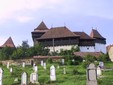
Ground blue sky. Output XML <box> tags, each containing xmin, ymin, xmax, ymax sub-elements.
<box><xmin>0</xmin><ymin>0</ymin><xmax>113</xmax><ymax>46</ymax></box>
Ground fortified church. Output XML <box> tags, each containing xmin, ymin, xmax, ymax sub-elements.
<box><xmin>31</xmin><ymin>21</ymin><xmax>106</xmax><ymax>54</ymax></box>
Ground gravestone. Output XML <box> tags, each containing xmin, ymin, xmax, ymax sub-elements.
<box><xmin>0</xmin><ymin>68</ymin><xmax>3</xmax><ymax>85</ymax></box>
<box><xmin>97</xmin><ymin>66</ymin><xmax>102</xmax><ymax>76</ymax></box>
<box><xmin>63</xmin><ymin>68</ymin><xmax>66</xmax><ymax>74</ymax></box>
<box><xmin>43</xmin><ymin>63</ymin><xmax>46</xmax><ymax>70</ymax></box>
<box><xmin>99</xmin><ymin>62</ymin><xmax>104</xmax><ymax>68</ymax></box>
<box><xmin>41</xmin><ymin>60</ymin><xmax>43</xmax><ymax>66</ymax></box>
<box><xmin>61</xmin><ymin>59</ymin><xmax>65</xmax><ymax>65</ymax></box>
<box><xmin>30</xmin><ymin>72</ymin><xmax>38</xmax><ymax>84</ymax></box>
<box><xmin>34</xmin><ymin>66</ymin><xmax>38</xmax><ymax>73</ymax></box>
<box><xmin>50</xmin><ymin>65</ymin><xmax>56</xmax><ymax>81</ymax></box>
<box><xmin>22</xmin><ymin>62</ymin><xmax>25</xmax><ymax>68</ymax></box>
<box><xmin>10</xmin><ymin>67</ymin><xmax>13</xmax><ymax>73</ymax></box>
<box><xmin>87</xmin><ymin>63</ymin><xmax>97</xmax><ymax>85</ymax></box>
<box><xmin>72</xmin><ymin>59</ymin><xmax>75</xmax><ymax>62</ymax></box>
<box><xmin>21</xmin><ymin>72</ymin><xmax>28</xmax><ymax>85</ymax></box>
<box><xmin>83</xmin><ymin>60</ymin><xmax>86</xmax><ymax>62</ymax></box>
<box><xmin>7</xmin><ymin>62</ymin><xmax>10</xmax><ymax>69</ymax></box>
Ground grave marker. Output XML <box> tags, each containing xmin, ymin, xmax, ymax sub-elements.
<box><xmin>61</xmin><ymin>59</ymin><xmax>64</xmax><ymax>65</ymax></box>
<box><xmin>10</xmin><ymin>67</ymin><xmax>13</xmax><ymax>73</ymax></box>
<box><xmin>63</xmin><ymin>68</ymin><xmax>66</xmax><ymax>74</ymax></box>
<box><xmin>21</xmin><ymin>72</ymin><xmax>28</xmax><ymax>85</ymax></box>
<box><xmin>99</xmin><ymin>62</ymin><xmax>104</xmax><ymax>68</ymax></box>
<box><xmin>87</xmin><ymin>63</ymin><xmax>97</xmax><ymax>85</ymax></box>
<box><xmin>43</xmin><ymin>63</ymin><xmax>46</xmax><ymax>70</ymax></box>
<box><xmin>30</xmin><ymin>72</ymin><xmax>38</xmax><ymax>84</ymax></box>
<box><xmin>50</xmin><ymin>65</ymin><xmax>56</xmax><ymax>81</ymax></box>
<box><xmin>0</xmin><ymin>68</ymin><xmax>3</xmax><ymax>85</ymax></box>
<box><xmin>97</xmin><ymin>66</ymin><xmax>102</xmax><ymax>76</ymax></box>
<box><xmin>41</xmin><ymin>60</ymin><xmax>43</xmax><ymax>66</ymax></box>
<box><xmin>22</xmin><ymin>62</ymin><xmax>25</xmax><ymax>68</ymax></box>
<box><xmin>7</xmin><ymin>62</ymin><xmax>10</xmax><ymax>69</ymax></box>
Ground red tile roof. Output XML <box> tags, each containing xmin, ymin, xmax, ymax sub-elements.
<box><xmin>90</xmin><ymin>29</ymin><xmax>105</xmax><ymax>39</ymax></box>
<box><xmin>74</xmin><ymin>52</ymin><xmax>103</xmax><ymax>58</ymax></box>
<box><xmin>74</xmin><ymin>32</ymin><xmax>94</xmax><ymax>40</ymax></box>
<box><xmin>37</xmin><ymin>26</ymin><xmax>80</xmax><ymax>39</ymax></box>
<box><xmin>1</xmin><ymin>37</ymin><xmax>15</xmax><ymax>48</ymax></box>
<box><xmin>33</xmin><ymin>56</ymin><xmax>63</xmax><ymax>59</ymax></box>
<box><xmin>34</xmin><ymin>21</ymin><xmax>48</xmax><ymax>30</ymax></box>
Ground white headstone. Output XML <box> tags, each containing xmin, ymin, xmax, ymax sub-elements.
<box><xmin>97</xmin><ymin>66</ymin><xmax>102</xmax><ymax>76</ymax></box>
<box><xmin>50</xmin><ymin>65</ymin><xmax>56</xmax><ymax>81</ymax></box>
<box><xmin>7</xmin><ymin>62</ymin><xmax>10</xmax><ymax>69</ymax></box>
<box><xmin>83</xmin><ymin>60</ymin><xmax>86</xmax><ymax>62</ymax></box>
<box><xmin>0</xmin><ymin>68</ymin><xmax>3</xmax><ymax>85</ymax></box>
<box><xmin>14</xmin><ymin>78</ymin><xmax>18</xmax><ymax>82</ymax></box>
<box><xmin>41</xmin><ymin>60</ymin><xmax>43</xmax><ymax>66</ymax></box>
<box><xmin>72</xmin><ymin>59</ymin><xmax>75</xmax><ymax>62</ymax></box>
<box><xmin>99</xmin><ymin>62</ymin><xmax>104</xmax><ymax>68</ymax></box>
<box><xmin>22</xmin><ymin>62</ymin><xmax>25</xmax><ymax>68</ymax></box>
<box><xmin>34</xmin><ymin>66</ymin><xmax>38</xmax><ymax>73</ymax></box>
<box><xmin>63</xmin><ymin>68</ymin><xmax>66</xmax><ymax>74</ymax></box>
<box><xmin>30</xmin><ymin>72</ymin><xmax>38</xmax><ymax>84</ymax></box>
<box><xmin>10</xmin><ymin>67</ymin><xmax>13</xmax><ymax>73</ymax></box>
<box><xmin>61</xmin><ymin>59</ymin><xmax>64</xmax><ymax>65</ymax></box>
<box><xmin>21</xmin><ymin>72</ymin><xmax>27</xmax><ymax>85</ymax></box>
<box><xmin>43</xmin><ymin>63</ymin><xmax>46</xmax><ymax>70</ymax></box>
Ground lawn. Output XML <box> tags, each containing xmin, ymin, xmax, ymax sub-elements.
<box><xmin>1</xmin><ymin>61</ymin><xmax>113</xmax><ymax>85</ymax></box>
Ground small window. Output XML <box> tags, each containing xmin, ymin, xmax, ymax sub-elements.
<box><xmin>87</xmin><ymin>48</ymin><xmax>89</xmax><ymax>50</ymax></box>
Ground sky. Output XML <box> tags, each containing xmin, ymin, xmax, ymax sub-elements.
<box><xmin>0</xmin><ymin>0</ymin><xmax>113</xmax><ymax>46</ymax></box>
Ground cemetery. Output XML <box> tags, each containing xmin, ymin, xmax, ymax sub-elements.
<box><xmin>0</xmin><ymin>59</ymin><xmax>113</xmax><ymax>85</ymax></box>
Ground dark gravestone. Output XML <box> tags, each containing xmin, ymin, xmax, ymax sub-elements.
<box><xmin>87</xmin><ymin>63</ymin><xmax>98</xmax><ymax>85</ymax></box>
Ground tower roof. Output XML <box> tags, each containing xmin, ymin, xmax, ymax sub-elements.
<box><xmin>34</xmin><ymin>21</ymin><xmax>48</xmax><ymax>30</ymax></box>
<box><xmin>37</xmin><ymin>26</ymin><xmax>79</xmax><ymax>40</ymax></box>
<box><xmin>1</xmin><ymin>37</ymin><xmax>15</xmax><ymax>48</ymax></box>
<box><xmin>74</xmin><ymin>32</ymin><xmax>94</xmax><ymax>40</ymax></box>
<box><xmin>90</xmin><ymin>29</ymin><xmax>106</xmax><ymax>40</ymax></box>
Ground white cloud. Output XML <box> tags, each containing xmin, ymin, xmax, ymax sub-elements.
<box><xmin>16</xmin><ymin>16</ymin><xmax>33</xmax><ymax>23</ymax></box>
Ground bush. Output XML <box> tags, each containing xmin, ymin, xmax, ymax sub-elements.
<box><xmin>72</xmin><ymin>69</ymin><xmax>79</xmax><ymax>75</ymax></box>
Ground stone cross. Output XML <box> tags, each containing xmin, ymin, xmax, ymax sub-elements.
<box><xmin>21</xmin><ymin>72</ymin><xmax>28</xmax><ymax>85</ymax></box>
<box><xmin>30</xmin><ymin>72</ymin><xmax>38</xmax><ymax>84</ymax></box>
<box><xmin>22</xmin><ymin>62</ymin><xmax>25</xmax><ymax>68</ymax></box>
<box><xmin>86</xmin><ymin>63</ymin><xmax>97</xmax><ymax>85</ymax></box>
<box><xmin>50</xmin><ymin>65</ymin><xmax>56</xmax><ymax>81</ymax></box>
<box><xmin>41</xmin><ymin>60</ymin><xmax>43</xmax><ymax>66</ymax></box>
<box><xmin>0</xmin><ymin>68</ymin><xmax>3</xmax><ymax>85</ymax></box>
<box><xmin>97</xmin><ymin>66</ymin><xmax>102</xmax><ymax>76</ymax></box>
<box><xmin>7</xmin><ymin>62</ymin><xmax>10</xmax><ymax>69</ymax></box>
<box><xmin>43</xmin><ymin>63</ymin><xmax>46</xmax><ymax>70</ymax></box>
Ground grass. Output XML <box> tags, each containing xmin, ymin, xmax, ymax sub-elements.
<box><xmin>0</xmin><ymin>61</ymin><xmax>113</xmax><ymax>85</ymax></box>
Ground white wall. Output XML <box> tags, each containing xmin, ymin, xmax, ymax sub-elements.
<box><xmin>95</xmin><ymin>43</ymin><xmax>106</xmax><ymax>54</ymax></box>
<box><xmin>80</xmin><ymin>46</ymin><xmax>95</xmax><ymax>52</ymax></box>
<box><xmin>46</xmin><ymin>45</ymin><xmax>78</xmax><ymax>53</ymax></box>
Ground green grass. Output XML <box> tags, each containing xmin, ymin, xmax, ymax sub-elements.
<box><xmin>0</xmin><ymin>61</ymin><xmax>113</xmax><ymax>85</ymax></box>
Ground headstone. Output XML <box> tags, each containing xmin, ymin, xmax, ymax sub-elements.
<box><xmin>50</xmin><ymin>65</ymin><xmax>56</xmax><ymax>81</ymax></box>
<box><xmin>30</xmin><ymin>72</ymin><xmax>38</xmax><ymax>84</ymax></box>
<box><xmin>72</xmin><ymin>59</ymin><xmax>75</xmax><ymax>62</ymax></box>
<box><xmin>43</xmin><ymin>63</ymin><xmax>46</xmax><ymax>70</ymax></box>
<box><xmin>7</xmin><ymin>62</ymin><xmax>10</xmax><ymax>69</ymax></box>
<box><xmin>0</xmin><ymin>68</ymin><xmax>3</xmax><ymax>85</ymax></box>
<box><xmin>97</xmin><ymin>66</ymin><xmax>102</xmax><ymax>76</ymax></box>
<box><xmin>41</xmin><ymin>60</ymin><xmax>43</xmax><ymax>66</ymax></box>
<box><xmin>22</xmin><ymin>62</ymin><xmax>25</xmax><ymax>68</ymax></box>
<box><xmin>63</xmin><ymin>68</ymin><xmax>66</xmax><ymax>74</ymax></box>
<box><xmin>34</xmin><ymin>66</ymin><xmax>38</xmax><ymax>73</ymax></box>
<box><xmin>61</xmin><ymin>59</ymin><xmax>64</xmax><ymax>65</ymax></box>
<box><xmin>87</xmin><ymin>63</ymin><xmax>97</xmax><ymax>85</ymax></box>
<box><xmin>99</xmin><ymin>62</ymin><xmax>104</xmax><ymax>68</ymax></box>
<box><xmin>10</xmin><ymin>67</ymin><xmax>13</xmax><ymax>73</ymax></box>
<box><xmin>21</xmin><ymin>72</ymin><xmax>28</xmax><ymax>85</ymax></box>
